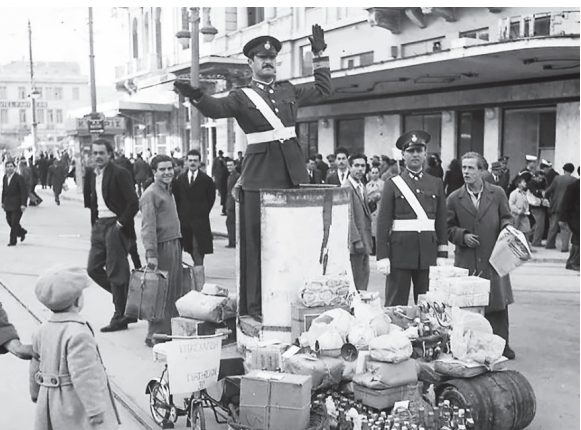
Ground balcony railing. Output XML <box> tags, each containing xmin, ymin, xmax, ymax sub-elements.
<box><xmin>115</xmin><ymin>53</ymin><xmax>163</xmax><ymax>80</ymax></box>
<box><xmin>499</xmin><ymin>10</ymin><xmax>580</xmax><ymax>41</ymax></box>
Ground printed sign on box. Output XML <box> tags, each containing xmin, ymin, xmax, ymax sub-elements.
<box><xmin>165</xmin><ymin>337</ymin><xmax>222</xmax><ymax>394</ymax></box>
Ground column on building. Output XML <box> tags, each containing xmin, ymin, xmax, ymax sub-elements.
<box><xmin>483</xmin><ymin>107</ymin><xmax>501</xmax><ymax>166</ymax></box>
<box><xmin>440</xmin><ymin>111</ymin><xmax>457</xmax><ymax>170</ymax></box>
<box><xmin>554</xmin><ymin>101</ymin><xmax>580</xmax><ymax>171</ymax></box>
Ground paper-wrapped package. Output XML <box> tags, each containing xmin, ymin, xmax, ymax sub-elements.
<box><xmin>426</xmin><ymin>290</ymin><xmax>489</xmax><ymax>308</ymax></box>
<box><xmin>298</xmin><ymin>275</ymin><xmax>352</xmax><ymax>308</ymax></box>
<box><xmin>201</xmin><ymin>283</ymin><xmax>229</xmax><ymax>297</ymax></box>
<box><xmin>347</xmin><ymin>324</ymin><xmax>376</xmax><ymax>349</ymax></box>
<box><xmin>431</xmin><ymin>276</ymin><xmax>490</xmax><ymax>296</ymax></box>
<box><xmin>175</xmin><ymin>290</ymin><xmax>236</xmax><ymax>323</ymax></box>
<box><xmin>369</xmin><ymin>332</ymin><xmax>413</xmax><ymax>363</ymax></box>
<box><xmin>284</xmin><ymin>354</ymin><xmax>344</xmax><ymax>390</ymax></box>
<box><xmin>365</xmin><ymin>359</ymin><xmax>418</xmax><ymax>388</ymax></box>
<box><xmin>489</xmin><ymin>225</ymin><xmax>531</xmax><ymax>277</ymax></box>
<box><xmin>429</xmin><ymin>266</ymin><xmax>469</xmax><ymax>280</ymax></box>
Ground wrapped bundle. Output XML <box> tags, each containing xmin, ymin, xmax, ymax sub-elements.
<box><xmin>300</xmin><ymin>308</ymin><xmax>354</xmax><ymax>355</ymax></box>
<box><xmin>365</xmin><ymin>359</ymin><xmax>418</xmax><ymax>387</ymax></box>
<box><xmin>426</xmin><ymin>290</ymin><xmax>489</xmax><ymax>308</ymax></box>
<box><xmin>369</xmin><ymin>332</ymin><xmax>413</xmax><ymax>363</ymax></box>
<box><xmin>429</xmin><ymin>266</ymin><xmax>469</xmax><ymax>280</ymax></box>
<box><xmin>431</xmin><ymin>276</ymin><xmax>490</xmax><ymax>296</ymax></box>
<box><xmin>284</xmin><ymin>354</ymin><xmax>344</xmax><ymax>390</ymax></box>
<box><xmin>201</xmin><ymin>283</ymin><xmax>229</xmax><ymax>297</ymax></box>
<box><xmin>175</xmin><ymin>290</ymin><xmax>235</xmax><ymax>323</ymax></box>
<box><xmin>298</xmin><ymin>275</ymin><xmax>352</xmax><ymax>308</ymax></box>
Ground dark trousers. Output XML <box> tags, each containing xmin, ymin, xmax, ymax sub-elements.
<box><xmin>87</xmin><ymin>218</ymin><xmax>131</xmax><ymax>319</ymax></box>
<box><xmin>226</xmin><ymin>209</ymin><xmax>236</xmax><ymax>246</ymax></box>
<box><xmin>546</xmin><ymin>214</ymin><xmax>571</xmax><ymax>251</ymax></box>
<box><xmin>129</xmin><ymin>240</ymin><xmax>142</xmax><ymax>269</ymax></box>
<box><xmin>530</xmin><ymin>207</ymin><xmax>546</xmax><ymax>246</ymax></box>
<box><xmin>5</xmin><ymin>209</ymin><xmax>25</xmax><ymax>245</ymax></box>
<box><xmin>385</xmin><ymin>268</ymin><xmax>429</xmax><ymax>306</ymax></box>
<box><xmin>485</xmin><ymin>308</ymin><xmax>510</xmax><ymax>344</ymax></box>
<box><xmin>567</xmin><ymin>245</ymin><xmax>580</xmax><ymax>269</ymax></box>
<box><xmin>239</xmin><ymin>190</ymin><xmax>261</xmax><ymax>316</ymax></box>
<box><xmin>350</xmin><ymin>253</ymin><xmax>370</xmax><ymax>291</ymax></box>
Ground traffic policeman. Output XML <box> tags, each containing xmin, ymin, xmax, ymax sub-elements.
<box><xmin>376</xmin><ymin>131</ymin><xmax>448</xmax><ymax>306</ymax></box>
<box><xmin>174</xmin><ymin>25</ymin><xmax>331</xmax><ymax>320</ymax></box>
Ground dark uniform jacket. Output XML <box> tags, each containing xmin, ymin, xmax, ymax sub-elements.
<box><xmin>376</xmin><ymin>170</ymin><xmax>448</xmax><ymax>270</ymax></box>
<box><xmin>192</xmin><ymin>56</ymin><xmax>332</xmax><ymax>191</ymax></box>
<box><xmin>2</xmin><ymin>173</ymin><xmax>27</xmax><ymax>211</ymax></box>
<box><xmin>446</xmin><ymin>182</ymin><xmax>514</xmax><ymax>312</ymax></box>
<box><xmin>173</xmin><ymin>170</ymin><xmax>216</xmax><ymax>255</ymax></box>
<box><xmin>87</xmin><ymin>163</ymin><xmax>139</xmax><ymax>238</ymax></box>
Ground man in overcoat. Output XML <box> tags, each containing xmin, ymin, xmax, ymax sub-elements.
<box><xmin>446</xmin><ymin>151</ymin><xmax>515</xmax><ymax>359</ymax></box>
<box><xmin>344</xmin><ymin>154</ymin><xmax>373</xmax><ymax>290</ymax></box>
<box><xmin>173</xmin><ymin>149</ymin><xmax>216</xmax><ymax>290</ymax></box>
<box><xmin>173</xmin><ymin>25</ymin><xmax>331</xmax><ymax>319</ymax></box>
<box><xmin>376</xmin><ymin>131</ymin><xmax>448</xmax><ymax>306</ymax></box>
<box><xmin>2</xmin><ymin>159</ymin><xmax>28</xmax><ymax>246</ymax></box>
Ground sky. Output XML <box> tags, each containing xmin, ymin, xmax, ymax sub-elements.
<box><xmin>0</xmin><ymin>7</ymin><xmax>124</xmax><ymax>87</ymax></box>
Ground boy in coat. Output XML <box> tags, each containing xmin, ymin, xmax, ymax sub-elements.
<box><xmin>446</xmin><ymin>152</ymin><xmax>515</xmax><ymax>360</ymax></box>
<box><xmin>30</xmin><ymin>267</ymin><xmax>120</xmax><ymax>429</ymax></box>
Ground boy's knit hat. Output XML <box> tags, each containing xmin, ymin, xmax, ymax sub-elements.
<box><xmin>35</xmin><ymin>266</ymin><xmax>90</xmax><ymax>311</ymax></box>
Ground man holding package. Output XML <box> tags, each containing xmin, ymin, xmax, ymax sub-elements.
<box><xmin>446</xmin><ymin>152</ymin><xmax>515</xmax><ymax>360</ymax></box>
<box><xmin>173</xmin><ymin>26</ymin><xmax>331</xmax><ymax>320</ymax></box>
<box><xmin>376</xmin><ymin>131</ymin><xmax>448</xmax><ymax>306</ymax></box>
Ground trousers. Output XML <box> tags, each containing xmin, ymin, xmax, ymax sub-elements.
<box><xmin>87</xmin><ymin>218</ymin><xmax>131</xmax><ymax>319</ymax></box>
<box><xmin>485</xmin><ymin>307</ymin><xmax>510</xmax><ymax>344</ymax></box>
<box><xmin>385</xmin><ymin>268</ymin><xmax>429</xmax><ymax>306</ymax></box>
<box><xmin>350</xmin><ymin>253</ymin><xmax>370</xmax><ymax>291</ymax></box>
<box><xmin>5</xmin><ymin>209</ymin><xmax>25</xmax><ymax>245</ymax></box>
<box><xmin>529</xmin><ymin>206</ymin><xmax>546</xmax><ymax>246</ymax></box>
<box><xmin>226</xmin><ymin>209</ymin><xmax>236</xmax><ymax>246</ymax></box>
<box><xmin>546</xmin><ymin>214</ymin><xmax>571</xmax><ymax>251</ymax></box>
<box><xmin>239</xmin><ymin>190</ymin><xmax>261</xmax><ymax>316</ymax></box>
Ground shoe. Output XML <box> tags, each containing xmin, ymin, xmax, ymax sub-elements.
<box><xmin>503</xmin><ymin>345</ymin><xmax>516</xmax><ymax>360</ymax></box>
<box><xmin>19</xmin><ymin>230</ymin><xmax>27</xmax><ymax>242</ymax></box>
<box><xmin>100</xmin><ymin>320</ymin><xmax>129</xmax><ymax>332</ymax></box>
<box><xmin>566</xmin><ymin>265</ymin><xmax>580</xmax><ymax>271</ymax></box>
<box><xmin>7</xmin><ymin>242</ymin><xmax>16</xmax><ymax>247</ymax></box>
<box><xmin>124</xmin><ymin>316</ymin><xmax>138</xmax><ymax>324</ymax></box>
<box><xmin>545</xmin><ymin>246</ymin><xmax>556</xmax><ymax>250</ymax></box>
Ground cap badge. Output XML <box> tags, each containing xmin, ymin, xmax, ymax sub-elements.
<box><xmin>265</xmin><ymin>41</ymin><xmax>271</xmax><ymax>50</ymax></box>
<box><xmin>411</xmin><ymin>134</ymin><xmax>418</xmax><ymax>143</ymax></box>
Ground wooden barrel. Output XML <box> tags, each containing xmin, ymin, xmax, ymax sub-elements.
<box><xmin>436</xmin><ymin>370</ymin><xmax>536</xmax><ymax>430</ymax></box>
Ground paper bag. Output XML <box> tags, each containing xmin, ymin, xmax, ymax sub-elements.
<box><xmin>489</xmin><ymin>225</ymin><xmax>531</xmax><ymax>277</ymax></box>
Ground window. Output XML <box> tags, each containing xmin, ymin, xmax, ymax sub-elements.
<box><xmin>54</xmin><ymin>87</ymin><xmax>63</xmax><ymax>100</ymax></box>
<box><xmin>36</xmin><ymin>108</ymin><xmax>44</xmax><ymax>124</ymax></box>
<box><xmin>533</xmin><ymin>14</ymin><xmax>551</xmax><ymax>36</ymax></box>
<box><xmin>0</xmin><ymin>109</ymin><xmax>8</xmax><ymax>124</ymax></box>
<box><xmin>460</xmin><ymin>27</ymin><xmax>489</xmax><ymax>41</ymax></box>
<box><xmin>19</xmin><ymin>109</ymin><xmax>27</xmax><ymax>124</ymax></box>
<box><xmin>56</xmin><ymin>109</ymin><xmax>63</xmax><ymax>124</ymax></box>
<box><xmin>47</xmin><ymin>109</ymin><xmax>54</xmax><ymax>123</ymax></box>
<box><xmin>18</xmin><ymin>87</ymin><xmax>27</xmax><ymax>100</ymax></box>
<box><xmin>502</xmin><ymin>106</ymin><xmax>556</xmax><ymax>177</ymax></box>
<box><xmin>403</xmin><ymin>113</ymin><xmax>442</xmax><ymax>156</ymax></box>
<box><xmin>0</xmin><ymin>87</ymin><xmax>6</xmax><ymax>99</ymax></box>
<box><xmin>340</xmin><ymin>52</ymin><xmax>374</xmax><ymax>70</ymax></box>
<box><xmin>247</xmin><ymin>7</ymin><xmax>265</xmax><ymax>26</ymax></box>
<box><xmin>457</xmin><ymin>110</ymin><xmax>484</xmax><ymax>158</ymax></box>
<box><xmin>132</xmin><ymin>17</ymin><xmax>139</xmax><ymax>58</ymax></box>
<box><xmin>72</xmin><ymin>87</ymin><xmax>80</xmax><ymax>100</ymax></box>
<box><xmin>45</xmin><ymin>87</ymin><xmax>53</xmax><ymax>100</ymax></box>
<box><xmin>300</xmin><ymin>45</ymin><xmax>313</xmax><ymax>76</ymax></box>
<box><xmin>402</xmin><ymin>37</ymin><xmax>445</xmax><ymax>57</ymax></box>
<box><xmin>297</xmin><ymin>121</ymin><xmax>318</xmax><ymax>160</ymax></box>
<box><xmin>225</xmin><ymin>7</ymin><xmax>237</xmax><ymax>32</ymax></box>
<box><xmin>336</xmin><ymin>118</ymin><xmax>364</xmax><ymax>155</ymax></box>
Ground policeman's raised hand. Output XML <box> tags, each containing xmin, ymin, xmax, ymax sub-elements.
<box><xmin>464</xmin><ymin>233</ymin><xmax>480</xmax><ymax>248</ymax></box>
<box><xmin>308</xmin><ymin>24</ymin><xmax>327</xmax><ymax>54</ymax></box>
<box><xmin>376</xmin><ymin>258</ymin><xmax>390</xmax><ymax>276</ymax></box>
<box><xmin>173</xmin><ymin>80</ymin><xmax>204</xmax><ymax>102</ymax></box>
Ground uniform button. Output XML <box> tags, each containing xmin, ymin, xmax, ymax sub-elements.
<box><xmin>275</xmin><ymin>108</ymin><xmax>279</xmax><ymax>112</ymax></box>
<box><xmin>432</xmin><ymin>195</ymin><xmax>436</xmax><ymax>198</ymax></box>
<box><xmin>416</xmin><ymin>189</ymin><xmax>420</xmax><ymax>193</ymax></box>
<box><xmin>271</xmin><ymin>99</ymin><xmax>276</xmax><ymax>103</ymax></box>
<box><xmin>269</xmin><ymin>90</ymin><xmax>274</xmax><ymax>94</ymax></box>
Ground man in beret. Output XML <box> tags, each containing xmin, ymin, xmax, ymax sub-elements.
<box><xmin>376</xmin><ymin>130</ymin><xmax>448</xmax><ymax>306</ymax></box>
<box><xmin>174</xmin><ymin>25</ymin><xmax>331</xmax><ymax>320</ymax></box>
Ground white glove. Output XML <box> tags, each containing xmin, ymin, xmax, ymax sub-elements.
<box><xmin>376</xmin><ymin>258</ymin><xmax>390</xmax><ymax>275</ymax></box>
<box><xmin>436</xmin><ymin>257</ymin><xmax>449</xmax><ymax>267</ymax></box>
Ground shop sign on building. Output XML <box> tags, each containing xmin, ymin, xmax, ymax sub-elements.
<box><xmin>0</xmin><ymin>100</ymin><xmax>48</xmax><ymax>108</ymax></box>
<box><xmin>76</xmin><ymin>116</ymin><xmax>126</xmax><ymax>136</ymax></box>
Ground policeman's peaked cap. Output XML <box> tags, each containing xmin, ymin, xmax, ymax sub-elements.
<box><xmin>243</xmin><ymin>36</ymin><xmax>282</xmax><ymax>58</ymax></box>
<box><xmin>396</xmin><ymin>130</ymin><xmax>431</xmax><ymax>151</ymax></box>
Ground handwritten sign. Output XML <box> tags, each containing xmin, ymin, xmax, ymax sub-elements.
<box><xmin>165</xmin><ymin>337</ymin><xmax>222</xmax><ymax>394</ymax></box>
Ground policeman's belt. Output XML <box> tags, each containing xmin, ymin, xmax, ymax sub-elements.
<box><xmin>245</xmin><ymin>127</ymin><xmax>296</xmax><ymax>144</ymax></box>
<box><xmin>241</xmin><ymin>88</ymin><xmax>295</xmax><ymax>144</ymax></box>
<box><xmin>392</xmin><ymin>219</ymin><xmax>435</xmax><ymax>232</ymax></box>
<box><xmin>35</xmin><ymin>371</ymin><xmax>73</xmax><ymax>388</ymax></box>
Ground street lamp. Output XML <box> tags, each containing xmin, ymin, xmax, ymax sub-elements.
<box><xmin>28</xmin><ymin>20</ymin><xmax>38</xmax><ymax>157</ymax></box>
<box><xmin>176</xmin><ymin>7</ymin><xmax>217</xmax><ymax>159</ymax></box>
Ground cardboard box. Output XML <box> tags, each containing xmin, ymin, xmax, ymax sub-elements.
<box><xmin>171</xmin><ymin>317</ymin><xmax>216</xmax><ymax>337</ymax></box>
<box><xmin>239</xmin><ymin>371</ymin><xmax>312</xmax><ymax>430</ymax></box>
<box><xmin>291</xmin><ymin>303</ymin><xmax>350</xmax><ymax>342</ymax></box>
<box><xmin>353</xmin><ymin>382</ymin><xmax>419</xmax><ymax>410</ymax></box>
<box><xmin>249</xmin><ymin>342</ymin><xmax>289</xmax><ymax>371</ymax></box>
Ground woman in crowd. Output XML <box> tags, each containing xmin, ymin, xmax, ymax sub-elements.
<box><xmin>139</xmin><ymin>154</ymin><xmax>187</xmax><ymax>347</ymax></box>
<box><xmin>366</xmin><ymin>165</ymin><xmax>384</xmax><ymax>256</ymax></box>
<box><xmin>443</xmin><ymin>158</ymin><xmax>464</xmax><ymax>196</ymax></box>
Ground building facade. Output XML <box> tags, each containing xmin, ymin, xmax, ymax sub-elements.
<box><xmin>114</xmin><ymin>7</ymin><xmax>579</xmax><ymax>175</ymax></box>
<box><xmin>0</xmin><ymin>61</ymin><xmax>89</xmax><ymax>151</ymax></box>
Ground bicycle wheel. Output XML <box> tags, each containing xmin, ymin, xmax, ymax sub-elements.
<box><xmin>149</xmin><ymin>381</ymin><xmax>172</xmax><ymax>426</ymax></box>
<box><xmin>189</xmin><ymin>399</ymin><xmax>206</xmax><ymax>430</ymax></box>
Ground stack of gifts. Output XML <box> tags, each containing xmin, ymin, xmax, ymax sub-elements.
<box><xmin>428</xmin><ymin>266</ymin><xmax>490</xmax><ymax>309</ymax></box>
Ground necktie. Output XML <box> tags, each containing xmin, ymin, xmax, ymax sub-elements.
<box><xmin>190</xmin><ymin>174</ymin><xmax>194</xmax><ymax>185</ymax></box>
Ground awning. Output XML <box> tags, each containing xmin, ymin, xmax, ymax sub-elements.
<box><xmin>69</xmin><ymin>100</ymin><xmax>174</xmax><ymax>118</ymax></box>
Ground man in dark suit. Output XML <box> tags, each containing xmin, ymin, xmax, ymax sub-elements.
<box><xmin>315</xmin><ymin>154</ymin><xmax>329</xmax><ymax>180</ymax></box>
<box><xmin>560</xmin><ymin>168</ymin><xmax>580</xmax><ymax>271</ymax></box>
<box><xmin>306</xmin><ymin>157</ymin><xmax>323</xmax><ymax>184</ymax></box>
<box><xmin>173</xmin><ymin>149</ymin><xmax>216</xmax><ymax>291</ymax></box>
<box><xmin>212</xmin><ymin>150</ymin><xmax>229</xmax><ymax>215</ymax></box>
<box><xmin>545</xmin><ymin>163</ymin><xmax>576</xmax><ymax>251</ymax></box>
<box><xmin>225</xmin><ymin>158</ymin><xmax>240</xmax><ymax>248</ymax></box>
<box><xmin>344</xmin><ymin>154</ymin><xmax>373</xmax><ymax>290</ymax></box>
<box><xmin>86</xmin><ymin>139</ymin><xmax>139</xmax><ymax>332</ymax></box>
<box><xmin>376</xmin><ymin>131</ymin><xmax>448</xmax><ymax>306</ymax></box>
<box><xmin>2</xmin><ymin>159</ymin><xmax>28</xmax><ymax>246</ymax></box>
<box><xmin>325</xmin><ymin>148</ymin><xmax>350</xmax><ymax>186</ymax></box>
<box><xmin>174</xmin><ymin>26</ymin><xmax>330</xmax><ymax>319</ymax></box>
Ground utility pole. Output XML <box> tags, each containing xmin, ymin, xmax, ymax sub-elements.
<box><xmin>189</xmin><ymin>7</ymin><xmax>201</xmax><ymax>157</ymax></box>
<box><xmin>88</xmin><ymin>7</ymin><xmax>97</xmax><ymax>117</ymax></box>
<box><xmin>27</xmin><ymin>20</ymin><xmax>38</xmax><ymax>157</ymax></box>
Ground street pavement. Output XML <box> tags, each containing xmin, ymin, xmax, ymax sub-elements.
<box><xmin>0</xmin><ymin>185</ymin><xmax>578</xmax><ymax>430</ymax></box>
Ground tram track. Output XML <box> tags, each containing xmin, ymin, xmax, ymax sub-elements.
<box><xmin>0</xmin><ymin>278</ymin><xmax>159</xmax><ymax>430</ymax></box>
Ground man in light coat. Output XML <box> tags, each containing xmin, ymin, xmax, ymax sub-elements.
<box><xmin>447</xmin><ymin>152</ymin><xmax>515</xmax><ymax>360</ymax></box>
<box><xmin>344</xmin><ymin>154</ymin><xmax>373</xmax><ymax>290</ymax></box>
